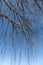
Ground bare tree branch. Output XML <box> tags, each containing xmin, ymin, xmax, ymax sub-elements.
<box><xmin>0</xmin><ymin>0</ymin><xmax>43</xmax><ymax>64</ymax></box>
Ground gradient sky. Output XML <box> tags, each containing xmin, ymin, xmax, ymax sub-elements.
<box><xmin>0</xmin><ymin>0</ymin><xmax>43</xmax><ymax>65</ymax></box>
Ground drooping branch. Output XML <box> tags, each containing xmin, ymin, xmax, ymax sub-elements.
<box><xmin>0</xmin><ymin>0</ymin><xmax>40</xmax><ymax>40</ymax></box>
<box><xmin>0</xmin><ymin>0</ymin><xmax>43</xmax><ymax>64</ymax></box>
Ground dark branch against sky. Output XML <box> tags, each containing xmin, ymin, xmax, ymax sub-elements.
<box><xmin>0</xmin><ymin>0</ymin><xmax>43</xmax><ymax>65</ymax></box>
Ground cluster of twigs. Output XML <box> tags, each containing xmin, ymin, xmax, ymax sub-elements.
<box><xmin>0</xmin><ymin>0</ymin><xmax>43</xmax><ymax>64</ymax></box>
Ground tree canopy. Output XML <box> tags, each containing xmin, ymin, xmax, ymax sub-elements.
<box><xmin>0</xmin><ymin>0</ymin><xmax>43</xmax><ymax>65</ymax></box>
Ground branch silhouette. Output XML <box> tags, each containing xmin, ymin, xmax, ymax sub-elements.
<box><xmin>0</xmin><ymin>0</ymin><xmax>43</xmax><ymax>64</ymax></box>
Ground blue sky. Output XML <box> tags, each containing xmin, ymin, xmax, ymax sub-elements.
<box><xmin>0</xmin><ymin>29</ymin><xmax>43</xmax><ymax>65</ymax></box>
<box><xmin>0</xmin><ymin>0</ymin><xmax>43</xmax><ymax>65</ymax></box>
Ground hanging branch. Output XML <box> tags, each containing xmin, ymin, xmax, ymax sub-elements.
<box><xmin>0</xmin><ymin>0</ymin><xmax>43</xmax><ymax>64</ymax></box>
